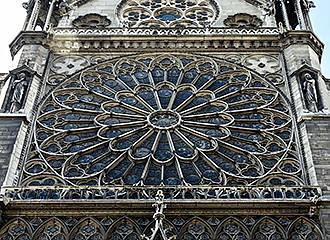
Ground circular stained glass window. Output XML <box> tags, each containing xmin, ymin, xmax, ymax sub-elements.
<box><xmin>117</xmin><ymin>0</ymin><xmax>219</xmax><ymax>28</ymax></box>
<box><xmin>29</xmin><ymin>53</ymin><xmax>303</xmax><ymax>187</ymax></box>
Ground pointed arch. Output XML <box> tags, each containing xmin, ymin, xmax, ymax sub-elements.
<box><xmin>178</xmin><ymin>217</ymin><xmax>214</xmax><ymax>240</ymax></box>
<box><xmin>288</xmin><ymin>217</ymin><xmax>323</xmax><ymax>240</ymax></box>
<box><xmin>0</xmin><ymin>218</ymin><xmax>32</xmax><ymax>240</ymax></box>
<box><xmin>142</xmin><ymin>218</ymin><xmax>177</xmax><ymax>240</ymax></box>
<box><xmin>105</xmin><ymin>217</ymin><xmax>142</xmax><ymax>240</ymax></box>
<box><xmin>32</xmin><ymin>217</ymin><xmax>68</xmax><ymax>240</ymax></box>
<box><xmin>69</xmin><ymin>217</ymin><xmax>105</xmax><ymax>240</ymax></box>
<box><xmin>215</xmin><ymin>217</ymin><xmax>250</xmax><ymax>239</ymax></box>
<box><xmin>251</xmin><ymin>217</ymin><xmax>286</xmax><ymax>240</ymax></box>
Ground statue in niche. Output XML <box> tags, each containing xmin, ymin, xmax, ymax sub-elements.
<box><xmin>9</xmin><ymin>73</ymin><xmax>28</xmax><ymax>113</ymax></box>
<box><xmin>302</xmin><ymin>73</ymin><xmax>319</xmax><ymax>112</ymax></box>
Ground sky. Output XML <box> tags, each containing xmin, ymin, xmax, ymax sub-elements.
<box><xmin>0</xmin><ymin>0</ymin><xmax>329</xmax><ymax>77</ymax></box>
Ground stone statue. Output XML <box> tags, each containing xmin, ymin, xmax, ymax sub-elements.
<box><xmin>302</xmin><ymin>73</ymin><xmax>319</xmax><ymax>112</ymax></box>
<box><xmin>9</xmin><ymin>73</ymin><xmax>28</xmax><ymax>113</ymax></box>
<box><xmin>58</xmin><ymin>0</ymin><xmax>71</xmax><ymax>16</ymax></box>
<box><xmin>22</xmin><ymin>0</ymin><xmax>35</xmax><ymax>14</ymax></box>
<box><xmin>302</xmin><ymin>0</ymin><xmax>316</xmax><ymax>11</ymax></box>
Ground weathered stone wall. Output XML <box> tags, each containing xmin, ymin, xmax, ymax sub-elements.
<box><xmin>303</xmin><ymin>118</ymin><xmax>330</xmax><ymax>239</ymax></box>
<box><xmin>0</xmin><ymin>118</ymin><xmax>22</xmax><ymax>187</ymax></box>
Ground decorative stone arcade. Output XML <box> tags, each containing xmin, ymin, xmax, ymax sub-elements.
<box><xmin>0</xmin><ymin>0</ymin><xmax>330</xmax><ymax>239</ymax></box>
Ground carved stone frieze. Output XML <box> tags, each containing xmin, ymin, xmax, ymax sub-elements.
<box><xmin>72</xmin><ymin>13</ymin><xmax>112</xmax><ymax>28</ymax></box>
<box><xmin>224</xmin><ymin>13</ymin><xmax>263</xmax><ymax>28</ymax></box>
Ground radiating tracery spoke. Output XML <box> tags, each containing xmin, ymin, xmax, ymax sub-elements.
<box><xmin>32</xmin><ymin>53</ymin><xmax>301</xmax><ymax>187</ymax></box>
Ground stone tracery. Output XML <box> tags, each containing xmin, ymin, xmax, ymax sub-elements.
<box><xmin>22</xmin><ymin>53</ymin><xmax>305</xmax><ymax>188</ymax></box>
<box><xmin>117</xmin><ymin>0</ymin><xmax>219</xmax><ymax>28</ymax></box>
<box><xmin>0</xmin><ymin>216</ymin><xmax>324</xmax><ymax>239</ymax></box>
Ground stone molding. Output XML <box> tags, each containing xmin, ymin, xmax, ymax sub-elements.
<box><xmin>9</xmin><ymin>31</ymin><xmax>48</xmax><ymax>58</ymax></box>
<box><xmin>52</xmin><ymin>27</ymin><xmax>279</xmax><ymax>36</ymax></box>
<box><xmin>8</xmin><ymin>29</ymin><xmax>324</xmax><ymax>58</ymax></box>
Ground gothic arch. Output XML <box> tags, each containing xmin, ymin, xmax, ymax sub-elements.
<box><xmin>178</xmin><ymin>217</ymin><xmax>214</xmax><ymax>239</ymax></box>
<box><xmin>251</xmin><ymin>217</ymin><xmax>286</xmax><ymax>240</ymax></box>
<box><xmin>215</xmin><ymin>217</ymin><xmax>250</xmax><ymax>239</ymax></box>
<box><xmin>142</xmin><ymin>218</ymin><xmax>177</xmax><ymax>239</ymax></box>
<box><xmin>0</xmin><ymin>218</ymin><xmax>32</xmax><ymax>240</ymax></box>
<box><xmin>288</xmin><ymin>217</ymin><xmax>323</xmax><ymax>240</ymax></box>
<box><xmin>69</xmin><ymin>217</ymin><xmax>105</xmax><ymax>240</ymax></box>
<box><xmin>32</xmin><ymin>217</ymin><xmax>68</xmax><ymax>240</ymax></box>
<box><xmin>105</xmin><ymin>217</ymin><xmax>142</xmax><ymax>240</ymax></box>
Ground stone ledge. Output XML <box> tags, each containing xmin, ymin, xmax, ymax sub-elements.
<box><xmin>9</xmin><ymin>31</ymin><xmax>48</xmax><ymax>58</ymax></box>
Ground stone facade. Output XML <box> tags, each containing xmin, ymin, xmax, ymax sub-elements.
<box><xmin>0</xmin><ymin>0</ymin><xmax>330</xmax><ymax>239</ymax></box>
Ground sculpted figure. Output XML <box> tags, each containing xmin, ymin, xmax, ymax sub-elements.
<box><xmin>22</xmin><ymin>0</ymin><xmax>35</xmax><ymax>14</ymax></box>
<box><xmin>59</xmin><ymin>0</ymin><xmax>71</xmax><ymax>16</ymax></box>
<box><xmin>302</xmin><ymin>73</ymin><xmax>319</xmax><ymax>112</ymax></box>
<box><xmin>9</xmin><ymin>73</ymin><xmax>28</xmax><ymax>113</ymax></box>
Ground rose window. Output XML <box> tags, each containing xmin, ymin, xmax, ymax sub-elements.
<box><xmin>117</xmin><ymin>0</ymin><xmax>219</xmax><ymax>28</ymax></box>
<box><xmin>25</xmin><ymin>53</ymin><xmax>305</xmax><ymax>187</ymax></box>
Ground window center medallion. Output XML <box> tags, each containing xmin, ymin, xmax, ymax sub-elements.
<box><xmin>149</xmin><ymin>111</ymin><xmax>180</xmax><ymax>129</ymax></box>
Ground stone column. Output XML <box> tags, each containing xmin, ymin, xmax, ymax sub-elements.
<box><xmin>43</xmin><ymin>0</ymin><xmax>57</xmax><ymax>31</ymax></box>
<box><xmin>26</xmin><ymin>0</ymin><xmax>41</xmax><ymax>31</ymax></box>
<box><xmin>279</xmin><ymin>0</ymin><xmax>291</xmax><ymax>30</ymax></box>
<box><xmin>294</xmin><ymin>0</ymin><xmax>307</xmax><ymax>30</ymax></box>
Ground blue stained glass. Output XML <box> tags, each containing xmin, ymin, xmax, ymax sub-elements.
<box><xmin>155</xmin><ymin>149</ymin><xmax>173</xmax><ymax>161</ymax></box>
<box><xmin>33</xmin><ymin>54</ymin><xmax>296</xmax><ymax>188</ymax></box>
<box><xmin>168</xmin><ymin>67</ymin><xmax>181</xmax><ymax>84</ymax></box>
<box><xmin>158</xmin><ymin>89</ymin><xmax>173</xmax><ymax>109</ymax></box>
<box><xmin>203</xmin><ymin>170</ymin><xmax>219</xmax><ymax>180</ymax></box>
<box><xmin>134</xmin><ymin>147</ymin><xmax>151</xmax><ymax>158</ymax></box>
<box><xmin>220</xmin><ymin>162</ymin><xmax>235</xmax><ymax>172</ymax></box>
<box><xmin>80</xmin><ymin>95</ymin><xmax>94</xmax><ymax>102</ymax></box>
<box><xmin>242</xmin><ymin>168</ymin><xmax>259</xmax><ymax>177</ymax></box>
<box><xmin>49</xmin><ymin>160</ymin><xmax>64</xmax><ymax>168</ymax></box>
<box><xmin>156</xmin><ymin>12</ymin><xmax>180</xmax><ymax>21</ymax></box>
<box><xmin>172</xmin><ymin>90</ymin><xmax>193</xmax><ymax>109</ymax></box>
<box><xmin>232</xmin><ymin>154</ymin><xmax>248</xmax><ymax>163</ymax></box>
<box><xmin>99</xmin><ymin>66</ymin><xmax>113</xmax><ymax>74</ymax></box>
<box><xmin>63</xmin><ymin>124</ymin><xmax>79</xmax><ymax>130</ymax></box>
<box><xmin>186</xmin><ymin>175</ymin><xmax>201</xmax><ymax>184</ymax></box>
<box><xmin>145</xmin><ymin>163</ymin><xmax>161</xmax><ymax>185</ymax></box>
<box><xmin>126</xmin><ymin>175</ymin><xmax>140</xmax><ymax>185</ymax></box>
<box><xmin>66</xmin><ymin>168</ymin><xmax>83</xmax><ymax>177</ymax></box>
<box><xmin>118</xmin><ymin>75</ymin><xmax>136</xmax><ymax>88</ymax></box>
<box><xmin>195</xmin><ymin>74</ymin><xmax>213</xmax><ymax>88</ymax></box>
<box><xmin>88</xmin><ymin>163</ymin><xmax>105</xmax><ymax>173</ymax></box>
<box><xmin>177</xmin><ymin>147</ymin><xmax>193</xmax><ymax>158</ymax></box>
<box><xmin>121</xmin><ymin>97</ymin><xmax>137</xmax><ymax>105</ymax></box>
<box><xmin>27</xmin><ymin>164</ymin><xmax>43</xmax><ymax>174</ymax></box>
<box><xmin>278</xmin><ymin>131</ymin><xmax>290</xmax><ymax>140</ymax></box>
<box><xmin>64</xmin><ymin>135</ymin><xmax>80</xmax><ymax>142</ymax></box>
<box><xmin>77</xmin><ymin>155</ymin><xmax>94</xmax><ymax>164</ymax></box>
<box><xmin>69</xmin><ymin>145</ymin><xmax>84</xmax><ymax>152</ymax></box>
<box><xmin>37</xmin><ymin>132</ymin><xmax>49</xmax><ymax>141</ymax></box>
<box><xmin>47</xmin><ymin>144</ymin><xmax>60</xmax><ymax>153</ymax></box>
<box><xmin>165</xmin><ymin>177</ymin><xmax>181</xmax><ymax>185</ymax></box>
<box><xmin>261</xmin><ymin>158</ymin><xmax>277</xmax><ymax>168</ymax></box>
<box><xmin>182</xmin><ymin>69</ymin><xmax>198</xmax><ymax>83</ymax></box>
